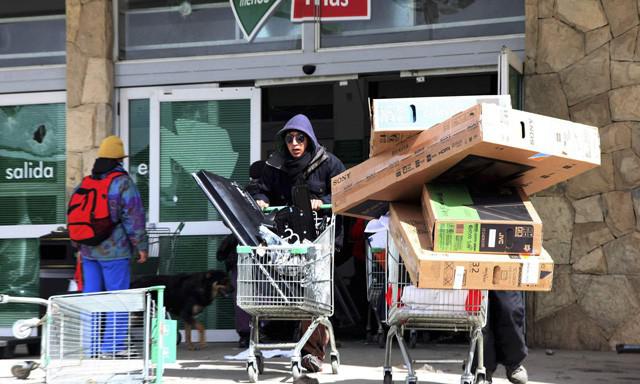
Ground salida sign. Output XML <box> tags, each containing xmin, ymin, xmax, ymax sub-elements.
<box><xmin>291</xmin><ymin>0</ymin><xmax>371</xmax><ymax>22</ymax></box>
<box><xmin>4</xmin><ymin>161</ymin><xmax>55</xmax><ymax>180</ymax></box>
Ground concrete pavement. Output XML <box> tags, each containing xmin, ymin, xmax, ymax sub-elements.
<box><xmin>1</xmin><ymin>340</ymin><xmax>638</xmax><ymax>383</ymax></box>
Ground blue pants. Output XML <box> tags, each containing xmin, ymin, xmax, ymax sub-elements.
<box><xmin>82</xmin><ymin>258</ymin><xmax>130</xmax><ymax>354</ymax></box>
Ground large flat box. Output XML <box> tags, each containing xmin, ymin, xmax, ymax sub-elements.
<box><xmin>332</xmin><ymin>103</ymin><xmax>601</xmax><ymax>220</ymax></box>
<box><xmin>421</xmin><ymin>183</ymin><xmax>542</xmax><ymax>255</ymax></box>
<box><xmin>389</xmin><ymin>203</ymin><xmax>554</xmax><ymax>291</ymax></box>
<box><xmin>370</xmin><ymin>95</ymin><xmax>511</xmax><ymax>157</ymax></box>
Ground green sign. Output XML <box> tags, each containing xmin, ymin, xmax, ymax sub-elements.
<box><xmin>229</xmin><ymin>0</ymin><xmax>282</xmax><ymax>42</ymax></box>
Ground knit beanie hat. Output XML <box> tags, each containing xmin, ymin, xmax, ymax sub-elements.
<box><xmin>97</xmin><ymin>135</ymin><xmax>127</xmax><ymax>159</ymax></box>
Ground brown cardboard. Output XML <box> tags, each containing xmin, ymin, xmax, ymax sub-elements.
<box><xmin>421</xmin><ymin>184</ymin><xmax>543</xmax><ymax>255</ymax></box>
<box><xmin>389</xmin><ymin>203</ymin><xmax>554</xmax><ymax>291</ymax></box>
<box><xmin>332</xmin><ymin>103</ymin><xmax>601</xmax><ymax>220</ymax></box>
<box><xmin>369</xmin><ymin>95</ymin><xmax>511</xmax><ymax>157</ymax></box>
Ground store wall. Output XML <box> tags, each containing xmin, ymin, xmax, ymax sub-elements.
<box><xmin>525</xmin><ymin>0</ymin><xmax>640</xmax><ymax>350</ymax></box>
<box><xmin>65</xmin><ymin>0</ymin><xmax>114</xmax><ymax>196</ymax></box>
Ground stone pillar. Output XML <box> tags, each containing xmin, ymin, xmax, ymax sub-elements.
<box><xmin>525</xmin><ymin>0</ymin><xmax>640</xmax><ymax>351</ymax></box>
<box><xmin>65</xmin><ymin>0</ymin><xmax>114</xmax><ymax>194</ymax></box>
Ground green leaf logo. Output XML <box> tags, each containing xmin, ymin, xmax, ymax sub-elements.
<box><xmin>230</xmin><ymin>0</ymin><xmax>283</xmax><ymax>42</ymax></box>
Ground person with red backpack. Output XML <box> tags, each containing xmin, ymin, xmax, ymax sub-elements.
<box><xmin>68</xmin><ymin>135</ymin><xmax>148</xmax><ymax>358</ymax></box>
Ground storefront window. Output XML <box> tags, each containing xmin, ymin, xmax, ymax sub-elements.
<box><xmin>0</xmin><ymin>1</ymin><xmax>66</xmax><ymax>67</ymax></box>
<box><xmin>159</xmin><ymin>99</ymin><xmax>250</xmax><ymax>222</ymax></box>
<box><xmin>118</xmin><ymin>0</ymin><xmax>301</xmax><ymax>60</ymax></box>
<box><xmin>0</xmin><ymin>97</ymin><xmax>66</xmax><ymax>327</ymax></box>
<box><xmin>0</xmin><ymin>103</ymin><xmax>66</xmax><ymax>225</ymax></box>
<box><xmin>0</xmin><ymin>239</ymin><xmax>40</xmax><ymax>326</ymax></box>
<box><xmin>128</xmin><ymin>99</ymin><xmax>151</xmax><ymax>215</ymax></box>
<box><xmin>320</xmin><ymin>0</ymin><xmax>524</xmax><ymax>48</ymax></box>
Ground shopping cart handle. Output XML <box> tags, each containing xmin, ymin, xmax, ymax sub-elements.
<box><xmin>0</xmin><ymin>295</ymin><xmax>49</xmax><ymax>307</ymax></box>
<box><xmin>263</xmin><ymin>204</ymin><xmax>332</xmax><ymax>213</ymax></box>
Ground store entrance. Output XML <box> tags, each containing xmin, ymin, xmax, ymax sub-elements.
<box><xmin>259</xmin><ymin>71</ymin><xmax>499</xmax><ymax>336</ymax></box>
<box><xmin>259</xmin><ymin>71</ymin><xmax>498</xmax><ymax>166</ymax></box>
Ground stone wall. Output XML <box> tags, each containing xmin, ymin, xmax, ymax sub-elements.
<box><xmin>65</xmin><ymin>0</ymin><xmax>114</xmax><ymax>195</ymax></box>
<box><xmin>525</xmin><ymin>0</ymin><xmax>640</xmax><ymax>350</ymax></box>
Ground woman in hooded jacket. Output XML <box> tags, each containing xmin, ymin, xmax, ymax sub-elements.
<box><xmin>252</xmin><ymin>114</ymin><xmax>345</xmax><ymax>373</ymax></box>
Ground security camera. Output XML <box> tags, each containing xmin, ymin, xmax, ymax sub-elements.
<box><xmin>302</xmin><ymin>64</ymin><xmax>316</xmax><ymax>75</ymax></box>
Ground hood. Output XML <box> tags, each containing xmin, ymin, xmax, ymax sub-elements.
<box><xmin>276</xmin><ymin>114</ymin><xmax>319</xmax><ymax>154</ymax></box>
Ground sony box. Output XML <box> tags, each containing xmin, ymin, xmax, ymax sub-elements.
<box><xmin>369</xmin><ymin>95</ymin><xmax>511</xmax><ymax>157</ymax></box>
<box><xmin>332</xmin><ymin>103</ymin><xmax>600</xmax><ymax>220</ymax></box>
<box><xmin>389</xmin><ymin>202</ymin><xmax>554</xmax><ymax>291</ymax></box>
<box><xmin>421</xmin><ymin>183</ymin><xmax>542</xmax><ymax>255</ymax></box>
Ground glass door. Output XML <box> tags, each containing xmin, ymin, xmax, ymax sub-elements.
<box><xmin>120</xmin><ymin>86</ymin><xmax>260</xmax><ymax>340</ymax></box>
<box><xmin>498</xmin><ymin>46</ymin><xmax>524</xmax><ymax>109</ymax></box>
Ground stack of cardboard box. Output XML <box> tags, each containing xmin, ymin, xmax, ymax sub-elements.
<box><xmin>332</xmin><ymin>96</ymin><xmax>601</xmax><ymax>292</ymax></box>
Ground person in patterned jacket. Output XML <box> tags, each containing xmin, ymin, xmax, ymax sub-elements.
<box><xmin>76</xmin><ymin>135</ymin><xmax>148</xmax><ymax>358</ymax></box>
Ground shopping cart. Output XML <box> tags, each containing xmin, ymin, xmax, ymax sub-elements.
<box><xmin>383</xmin><ymin>235</ymin><xmax>489</xmax><ymax>384</ymax></box>
<box><xmin>236</xmin><ymin>206</ymin><xmax>339</xmax><ymax>382</ymax></box>
<box><xmin>365</xmin><ymin>243</ymin><xmax>387</xmax><ymax>347</ymax></box>
<box><xmin>147</xmin><ymin>222</ymin><xmax>185</xmax><ymax>274</ymax></box>
<box><xmin>0</xmin><ymin>286</ymin><xmax>176</xmax><ymax>383</ymax></box>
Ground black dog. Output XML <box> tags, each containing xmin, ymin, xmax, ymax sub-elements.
<box><xmin>131</xmin><ymin>269</ymin><xmax>233</xmax><ymax>350</ymax></box>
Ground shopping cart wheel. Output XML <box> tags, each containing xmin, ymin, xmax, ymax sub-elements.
<box><xmin>409</xmin><ymin>330</ymin><xmax>418</xmax><ymax>349</ymax></box>
<box><xmin>11</xmin><ymin>361</ymin><xmax>38</xmax><ymax>380</ymax></box>
<box><xmin>256</xmin><ymin>355</ymin><xmax>264</xmax><ymax>374</ymax></box>
<box><xmin>383</xmin><ymin>371</ymin><xmax>392</xmax><ymax>384</ymax></box>
<box><xmin>247</xmin><ymin>363</ymin><xmax>258</xmax><ymax>383</ymax></box>
<box><xmin>331</xmin><ymin>355</ymin><xmax>340</xmax><ymax>374</ymax></box>
<box><xmin>292</xmin><ymin>362</ymin><xmax>302</xmax><ymax>380</ymax></box>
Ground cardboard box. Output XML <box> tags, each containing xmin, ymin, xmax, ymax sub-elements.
<box><xmin>370</xmin><ymin>95</ymin><xmax>511</xmax><ymax>157</ymax></box>
<box><xmin>389</xmin><ymin>203</ymin><xmax>554</xmax><ymax>291</ymax></box>
<box><xmin>332</xmin><ymin>103</ymin><xmax>601</xmax><ymax>220</ymax></box>
<box><xmin>421</xmin><ymin>183</ymin><xmax>542</xmax><ymax>255</ymax></box>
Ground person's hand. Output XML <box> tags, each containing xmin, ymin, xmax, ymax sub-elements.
<box><xmin>256</xmin><ymin>200</ymin><xmax>269</xmax><ymax>209</ymax></box>
<box><xmin>310</xmin><ymin>199</ymin><xmax>324</xmax><ymax>210</ymax></box>
<box><xmin>137</xmin><ymin>250</ymin><xmax>148</xmax><ymax>264</ymax></box>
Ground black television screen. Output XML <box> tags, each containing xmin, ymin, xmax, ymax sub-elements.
<box><xmin>192</xmin><ymin>170</ymin><xmax>266</xmax><ymax>247</ymax></box>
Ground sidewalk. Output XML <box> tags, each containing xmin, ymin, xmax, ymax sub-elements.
<box><xmin>1</xmin><ymin>340</ymin><xmax>638</xmax><ymax>383</ymax></box>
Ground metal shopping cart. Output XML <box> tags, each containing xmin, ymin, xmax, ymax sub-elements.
<box><xmin>1</xmin><ymin>287</ymin><xmax>176</xmax><ymax>383</ymax></box>
<box><xmin>365</xmin><ymin>242</ymin><xmax>387</xmax><ymax>347</ymax></box>
<box><xmin>146</xmin><ymin>222</ymin><xmax>185</xmax><ymax>274</ymax></box>
<box><xmin>236</xmin><ymin>207</ymin><xmax>339</xmax><ymax>383</ymax></box>
<box><xmin>383</xmin><ymin>235</ymin><xmax>489</xmax><ymax>384</ymax></box>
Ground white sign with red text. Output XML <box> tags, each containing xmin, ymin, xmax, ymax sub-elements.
<box><xmin>291</xmin><ymin>0</ymin><xmax>371</xmax><ymax>22</ymax></box>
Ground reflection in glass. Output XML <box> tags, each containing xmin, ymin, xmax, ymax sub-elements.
<box><xmin>320</xmin><ymin>0</ymin><xmax>524</xmax><ymax>48</ymax></box>
<box><xmin>119</xmin><ymin>0</ymin><xmax>300</xmax><ymax>60</ymax></box>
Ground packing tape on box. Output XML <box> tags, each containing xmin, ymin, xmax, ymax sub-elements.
<box><xmin>453</xmin><ymin>266</ymin><xmax>465</xmax><ymax>289</ymax></box>
<box><xmin>521</xmin><ymin>257</ymin><xmax>540</xmax><ymax>285</ymax></box>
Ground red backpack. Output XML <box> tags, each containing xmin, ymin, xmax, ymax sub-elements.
<box><xmin>67</xmin><ymin>171</ymin><xmax>126</xmax><ymax>245</ymax></box>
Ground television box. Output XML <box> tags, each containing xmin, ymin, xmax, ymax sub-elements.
<box><xmin>332</xmin><ymin>103</ymin><xmax>601</xmax><ymax>220</ymax></box>
<box><xmin>369</xmin><ymin>95</ymin><xmax>511</xmax><ymax>157</ymax></box>
<box><xmin>388</xmin><ymin>203</ymin><xmax>554</xmax><ymax>291</ymax></box>
<box><xmin>421</xmin><ymin>183</ymin><xmax>542</xmax><ymax>255</ymax></box>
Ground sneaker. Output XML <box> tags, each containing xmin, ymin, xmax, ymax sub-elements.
<box><xmin>301</xmin><ymin>354</ymin><xmax>323</xmax><ymax>373</ymax></box>
<box><xmin>506</xmin><ymin>365</ymin><xmax>528</xmax><ymax>384</ymax></box>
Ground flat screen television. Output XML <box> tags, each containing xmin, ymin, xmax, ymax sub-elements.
<box><xmin>192</xmin><ymin>170</ymin><xmax>268</xmax><ymax>247</ymax></box>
